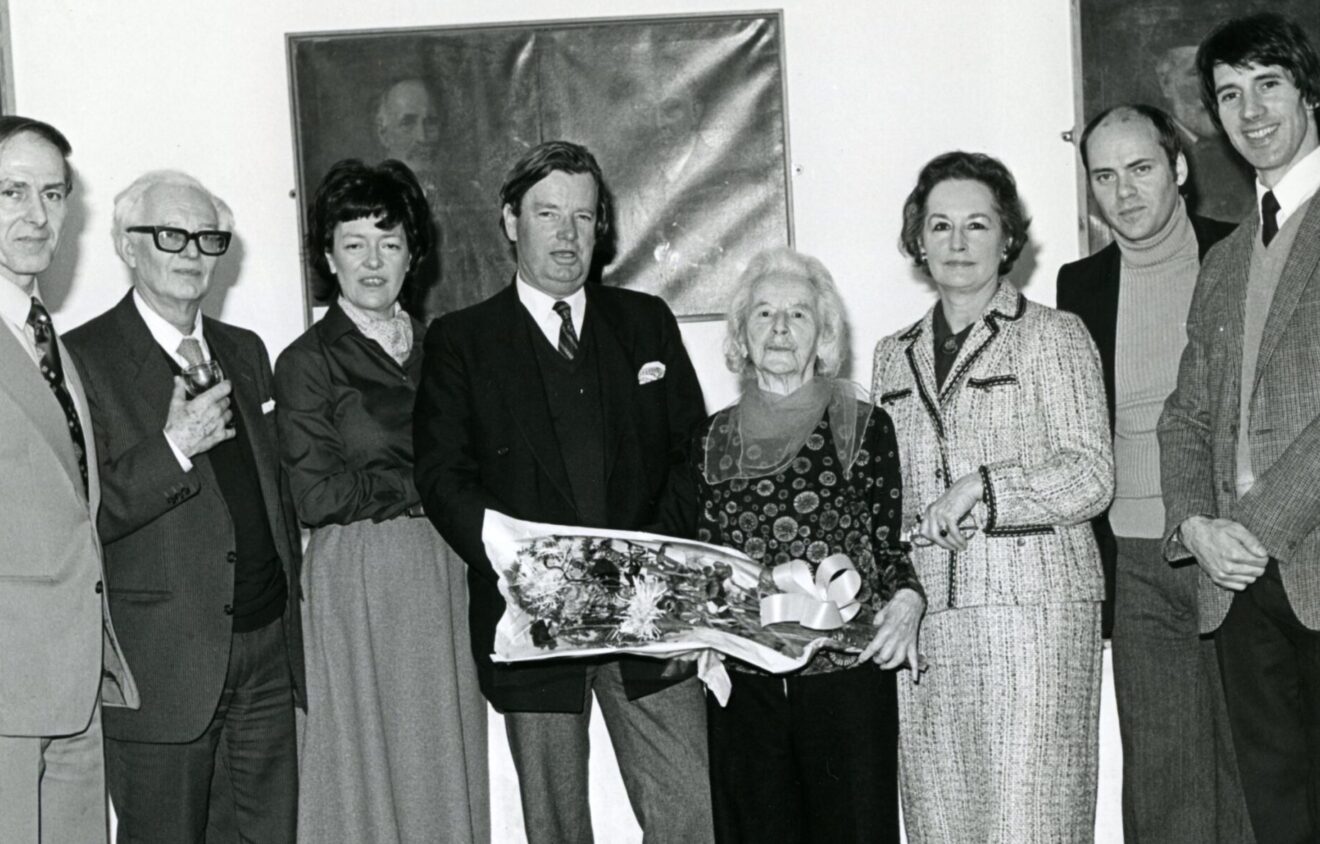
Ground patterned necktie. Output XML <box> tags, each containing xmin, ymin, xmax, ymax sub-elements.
<box><xmin>553</xmin><ymin>300</ymin><xmax>579</xmax><ymax>361</ymax></box>
<box><xmin>1261</xmin><ymin>190</ymin><xmax>1280</xmax><ymax>247</ymax></box>
<box><xmin>27</xmin><ymin>298</ymin><xmax>88</xmax><ymax>495</ymax></box>
<box><xmin>178</xmin><ymin>336</ymin><xmax>205</xmax><ymax>367</ymax></box>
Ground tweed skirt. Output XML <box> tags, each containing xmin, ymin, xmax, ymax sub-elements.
<box><xmin>898</xmin><ymin>602</ymin><xmax>1101</xmax><ymax>843</ymax></box>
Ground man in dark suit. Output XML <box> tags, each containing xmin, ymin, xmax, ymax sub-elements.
<box><xmin>66</xmin><ymin>170</ymin><xmax>304</xmax><ymax>843</ymax></box>
<box><xmin>1058</xmin><ymin>104</ymin><xmax>1250</xmax><ymax>844</ymax></box>
<box><xmin>1160</xmin><ymin>13</ymin><xmax>1320</xmax><ymax>842</ymax></box>
<box><xmin>0</xmin><ymin>115</ymin><xmax>137</xmax><ymax>843</ymax></box>
<box><xmin>414</xmin><ymin>140</ymin><xmax>714</xmax><ymax>843</ymax></box>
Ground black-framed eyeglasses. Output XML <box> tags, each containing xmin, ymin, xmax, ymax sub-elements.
<box><xmin>127</xmin><ymin>226</ymin><xmax>232</xmax><ymax>256</ymax></box>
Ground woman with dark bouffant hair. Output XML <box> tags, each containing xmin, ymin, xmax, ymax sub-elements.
<box><xmin>274</xmin><ymin>159</ymin><xmax>488</xmax><ymax>843</ymax></box>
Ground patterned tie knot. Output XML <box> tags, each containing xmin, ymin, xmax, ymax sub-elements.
<box><xmin>553</xmin><ymin>300</ymin><xmax>572</xmax><ymax>323</ymax></box>
<box><xmin>178</xmin><ymin>337</ymin><xmax>206</xmax><ymax>367</ymax></box>
<box><xmin>27</xmin><ymin>297</ymin><xmax>53</xmax><ymax>341</ymax></box>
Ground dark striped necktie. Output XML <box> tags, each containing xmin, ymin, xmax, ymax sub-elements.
<box><xmin>27</xmin><ymin>298</ymin><xmax>89</xmax><ymax>495</ymax></box>
<box><xmin>553</xmin><ymin>300</ymin><xmax>578</xmax><ymax>360</ymax></box>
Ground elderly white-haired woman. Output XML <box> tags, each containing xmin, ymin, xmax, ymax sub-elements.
<box><xmin>664</xmin><ymin>246</ymin><xmax>924</xmax><ymax>843</ymax></box>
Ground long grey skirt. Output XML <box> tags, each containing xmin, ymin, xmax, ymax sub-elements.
<box><xmin>297</xmin><ymin>516</ymin><xmax>489</xmax><ymax>844</ymax></box>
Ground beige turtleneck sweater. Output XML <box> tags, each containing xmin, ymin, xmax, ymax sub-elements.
<box><xmin>1110</xmin><ymin>198</ymin><xmax>1200</xmax><ymax>538</ymax></box>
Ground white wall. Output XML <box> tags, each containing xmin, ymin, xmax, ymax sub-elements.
<box><xmin>11</xmin><ymin>1</ymin><xmax>1117</xmax><ymax>840</ymax></box>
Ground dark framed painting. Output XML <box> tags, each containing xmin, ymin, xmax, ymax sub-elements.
<box><xmin>1074</xmin><ymin>0</ymin><xmax>1320</xmax><ymax>252</ymax></box>
<box><xmin>287</xmin><ymin>12</ymin><xmax>793</xmax><ymax>325</ymax></box>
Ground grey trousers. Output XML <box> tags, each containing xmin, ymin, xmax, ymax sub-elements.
<box><xmin>504</xmin><ymin>662</ymin><xmax>714</xmax><ymax>844</ymax></box>
<box><xmin>1111</xmin><ymin>537</ymin><xmax>1254</xmax><ymax>844</ymax></box>
<box><xmin>0</xmin><ymin>702</ymin><xmax>106</xmax><ymax>844</ymax></box>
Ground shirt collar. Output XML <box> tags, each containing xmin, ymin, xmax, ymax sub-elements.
<box><xmin>1256</xmin><ymin>144</ymin><xmax>1320</xmax><ymax>227</ymax></box>
<box><xmin>0</xmin><ymin>277</ymin><xmax>38</xmax><ymax>332</ymax></box>
<box><xmin>514</xmin><ymin>273</ymin><xmax>587</xmax><ymax>320</ymax></box>
<box><xmin>133</xmin><ymin>289</ymin><xmax>208</xmax><ymax>363</ymax></box>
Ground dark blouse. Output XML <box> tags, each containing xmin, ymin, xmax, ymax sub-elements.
<box><xmin>273</xmin><ymin>302</ymin><xmax>424</xmax><ymax>528</ymax></box>
<box><xmin>691</xmin><ymin>404</ymin><xmax>922</xmax><ymax>672</ymax></box>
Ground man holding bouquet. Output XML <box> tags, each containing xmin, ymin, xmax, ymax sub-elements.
<box><xmin>414</xmin><ymin>140</ymin><xmax>713</xmax><ymax>844</ymax></box>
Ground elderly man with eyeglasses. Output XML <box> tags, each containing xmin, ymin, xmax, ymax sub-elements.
<box><xmin>65</xmin><ymin>170</ymin><xmax>305</xmax><ymax>843</ymax></box>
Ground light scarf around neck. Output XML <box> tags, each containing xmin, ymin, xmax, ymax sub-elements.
<box><xmin>703</xmin><ymin>378</ymin><xmax>873</xmax><ymax>484</ymax></box>
<box><xmin>337</xmin><ymin>295</ymin><xmax>413</xmax><ymax>366</ymax></box>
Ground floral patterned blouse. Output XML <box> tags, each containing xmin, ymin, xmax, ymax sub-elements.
<box><xmin>693</xmin><ymin>405</ymin><xmax>923</xmax><ymax>673</ymax></box>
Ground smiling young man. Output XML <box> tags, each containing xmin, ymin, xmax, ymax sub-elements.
<box><xmin>1159</xmin><ymin>13</ymin><xmax>1320</xmax><ymax>842</ymax></box>
<box><xmin>413</xmin><ymin>140</ymin><xmax>713</xmax><ymax>844</ymax></box>
<box><xmin>1058</xmin><ymin>104</ymin><xmax>1248</xmax><ymax>844</ymax></box>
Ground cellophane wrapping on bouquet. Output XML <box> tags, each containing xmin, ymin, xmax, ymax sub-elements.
<box><xmin>483</xmin><ymin>510</ymin><xmax>878</xmax><ymax>676</ymax></box>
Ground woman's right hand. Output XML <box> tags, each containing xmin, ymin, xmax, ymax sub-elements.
<box><xmin>917</xmin><ymin>470</ymin><xmax>983</xmax><ymax>551</ymax></box>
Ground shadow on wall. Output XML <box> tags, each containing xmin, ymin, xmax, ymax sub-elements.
<box><xmin>41</xmin><ymin>165</ymin><xmax>86</xmax><ymax>313</ymax></box>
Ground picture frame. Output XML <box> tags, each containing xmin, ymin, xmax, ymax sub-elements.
<box><xmin>286</xmin><ymin>11</ymin><xmax>794</xmax><ymax>325</ymax></box>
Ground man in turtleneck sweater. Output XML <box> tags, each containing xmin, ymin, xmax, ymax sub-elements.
<box><xmin>1058</xmin><ymin>104</ymin><xmax>1249</xmax><ymax>844</ymax></box>
<box><xmin>1161</xmin><ymin>13</ymin><xmax>1320</xmax><ymax>842</ymax></box>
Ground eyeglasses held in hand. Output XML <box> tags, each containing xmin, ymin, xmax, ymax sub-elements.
<box><xmin>904</xmin><ymin>514</ymin><xmax>980</xmax><ymax>549</ymax></box>
<box><xmin>127</xmin><ymin>226</ymin><xmax>232</xmax><ymax>256</ymax></box>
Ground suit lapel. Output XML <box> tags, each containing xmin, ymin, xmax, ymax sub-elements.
<box><xmin>0</xmin><ymin>325</ymin><xmax>84</xmax><ymax>497</ymax></box>
<box><xmin>1256</xmin><ymin>199</ymin><xmax>1320</xmax><ymax>384</ymax></box>
<box><xmin>490</xmin><ymin>285</ymin><xmax>577</xmax><ymax>513</ymax></box>
<box><xmin>112</xmin><ymin>295</ymin><xmax>223</xmax><ymax>494</ymax></box>
<box><xmin>206</xmin><ymin>320</ymin><xmax>290</xmax><ymax>552</ymax></box>
<box><xmin>901</xmin><ymin>311</ymin><xmax>944</xmax><ymax>440</ymax></box>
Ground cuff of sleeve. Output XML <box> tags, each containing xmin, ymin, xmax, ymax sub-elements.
<box><xmin>163</xmin><ymin>431</ymin><xmax>193</xmax><ymax>472</ymax></box>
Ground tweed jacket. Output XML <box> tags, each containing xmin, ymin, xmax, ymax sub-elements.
<box><xmin>0</xmin><ymin>310</ymin><xmax>138</xmax><ymax>737</ymax></box>
<box><xmin>872</xmin><ymin>282</ymin><xmax>1113</xmax><ymax>613</ymax></box>
<box><xmin>65</xmin><ymin>292</ymin><xmax>306</xmax><ymax>742</ymax></box>
<box><xmin>1160</xmin><ymin>198</ymin><xmax>1320</xmax><ymax>633</ymax></box>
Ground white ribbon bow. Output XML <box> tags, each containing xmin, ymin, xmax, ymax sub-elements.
<box><xmin>758</xmin><ymin>554</ymin><xmax>862</xmax><ymax>631</ymax></box>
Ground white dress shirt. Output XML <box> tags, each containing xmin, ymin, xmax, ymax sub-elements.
<box><xmin>1255</xmin><ymin>143</ymin><xmax>1320</xmax><ymax>228</ymax></box>
<box><xmin>0</xmin><ymin>276</ymin><xmax>42</xmax><ymax>365</ymax></box>
<box><xmin>515</xmin><ymin>274</ymin><xmax>586</xmax><ymax>348</ymax></box>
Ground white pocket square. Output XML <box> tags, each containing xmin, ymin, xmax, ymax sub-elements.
<box><xmin>261</xmin><ymin>399</ymin><xmax>276</xmax><ymax>414</ymax></box>
<box><xmin>637</xmin><ymin>362</ymin><xmax>666</xmax><ymax>384</ymax></box>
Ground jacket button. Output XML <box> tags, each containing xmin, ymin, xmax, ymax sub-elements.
<box><xmin>223</xmin><ymin>604</ymin><xmax>234</xmax><ymax>615</ymax></box>
<box><xmin>1016</xmin><ymin>538</ymin><xmax>1026</xmax><ymax>547</ymax></box>
<box><xmin>226</xmin><ymin>551</ymin><xmax>237</xmax><ymax>564</ymax></box>
<box><xmin>95</xmin><ymin>580</ymin><xmax>103</xmax><ymax>594</ymax></box>
<box><xmin>1221</xmin><ymin>482</ymin><xmax>1232</xmax><ymax>493</ymax></box>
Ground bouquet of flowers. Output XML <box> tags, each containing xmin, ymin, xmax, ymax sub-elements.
<box><xmin>483</xmin><ymin>511</ymin><xmax>879</xmax><ymax>694</ymax></box>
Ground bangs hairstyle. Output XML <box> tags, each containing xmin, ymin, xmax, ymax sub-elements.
<box><xmin>1079</xmin><ymin>104</ymin><xmax>1184</xmax><ymax>172</ymax></box>
<box><xmin>497</xmin><ymin>140</ymin><xmax>611</xmax><ymax>240</ymax></box>
<box><xmin>0</xmin><ymin>115</ymin><xmax>73</xmax><ymax>190</ymax></box>
<box><xmin>723</xmin><ymin>247</ymin><xmax>848</xmax><ymax>379</ymax></box>
<box><xmin>309</xmin><ymin>158</ymin><xmax>433</xmax><ymax>312</ymax></box>
<box><xmin>1196</xmin><ymin>13</ymin><xmax>1320</xmax><ymax>128</ymax></box>
<box><xmin>898</xmin><ymin>151</ymin><xmax>1031</xmax><ymax>278</ymax></box>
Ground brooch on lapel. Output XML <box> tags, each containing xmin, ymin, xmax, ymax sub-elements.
<box><xmin>637</xmin><ymin>361</ymin><xmax>666</xmax><ymax>384</ymax></box>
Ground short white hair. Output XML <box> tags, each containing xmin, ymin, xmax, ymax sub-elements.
<box><xmin>111</xmin><ymin>170</ymin><xmax>234</xmax><ymax>263</ymax></box>
<box><xmin>723</xmin><ymin>246</ymin><xmax>849</xmax><ymax>378</ymax></box>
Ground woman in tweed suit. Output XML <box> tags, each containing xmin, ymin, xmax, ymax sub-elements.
<box><xmin>872</xmin><ymin>151</ymin><xmax>1113</xmax><ymax>843</ymax></box>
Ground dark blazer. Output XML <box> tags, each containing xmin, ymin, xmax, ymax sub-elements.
<box><xmin>1161</xmin><ymin>201</ymin><xmax>1320</xmax><ymax>633</ymax></box>
<box><xmin>273</xmin><ymin>301</ymin><xmax>426</xmax><ymax>527</ymax></box>
<box><xmin>1056</xmin><ymin>214</ymin><xmax>1234</xmax><ymax>636</ymax></box>
<box><xmin>413</xmin><ymin>281</ymin><xmax>705</xmax><ymax>713</ymax></box>
<box><xmin>65</xmin><ymin>292</ymin><xmax>305</xmax><ymax>743</ymax></box>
